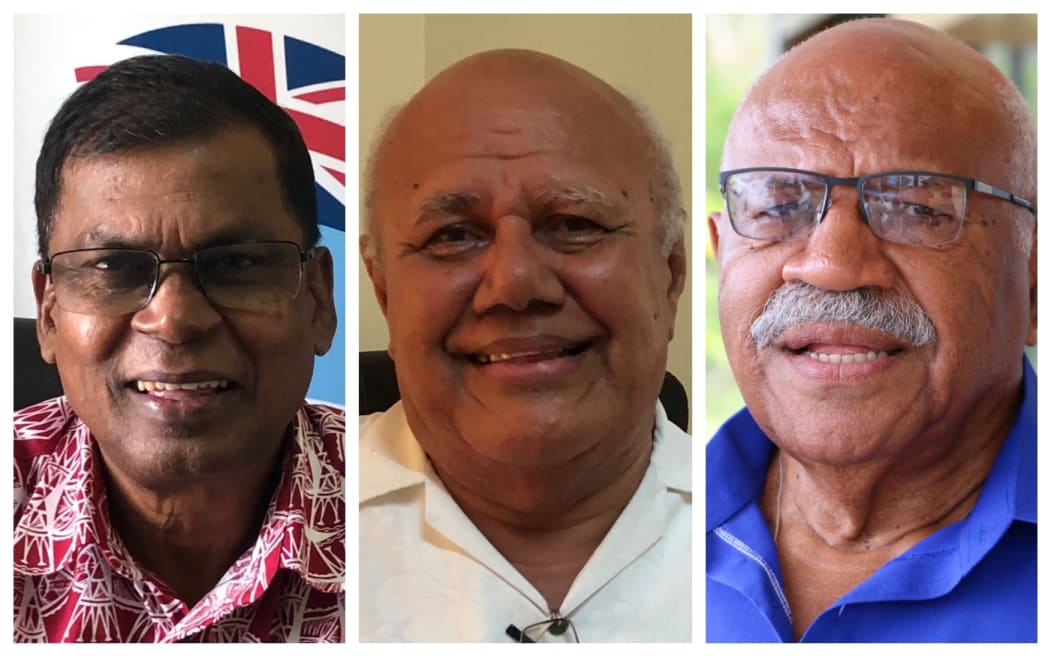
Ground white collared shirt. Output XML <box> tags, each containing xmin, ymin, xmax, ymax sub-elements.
<box><xmin>359</xmin><ymin>402</ymin><xmax>691</xmax><ymax>642</ymax></box>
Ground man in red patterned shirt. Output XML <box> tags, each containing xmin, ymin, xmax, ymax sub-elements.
<box><xmin>14</xmin><ymin>55</ymin><xmax>344</xmax><ymax>642</ymax></box>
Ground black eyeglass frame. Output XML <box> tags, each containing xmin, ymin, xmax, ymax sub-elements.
<box><xmin>38</xmin><ymin>239</ymin><xmax>319</xmax><ymax>314</ymax></box>
<box><xmin>718</xmin><ymin>167</ymin><xmax>1035</xmax><ymax>244</ymax></box>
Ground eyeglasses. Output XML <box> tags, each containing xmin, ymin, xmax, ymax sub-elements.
<box><xmin>719</xmin><ymin>167</ymin><xmax>1035</xmax><ymax>247</ymax></box>
<box><xmin>506</xmin><ymin>617</ymin><xmax>579</xmax><ymax>643</ymax></box>
<box><xmin>39</xmin><ymin>240</ymin><xmax>318</xmax><ymax>316</ymax></box>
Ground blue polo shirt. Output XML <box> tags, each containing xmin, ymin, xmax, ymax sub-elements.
<box><xmin>706</xmin><ymin>359</ymin><xmax>1037</xmax><ymax>642</ymax></box>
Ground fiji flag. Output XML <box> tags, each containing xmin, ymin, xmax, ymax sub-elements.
<box><xmin>74</xmin><ymin>23</ymin><xmax>346</xmax><ymax>405</ymax></box>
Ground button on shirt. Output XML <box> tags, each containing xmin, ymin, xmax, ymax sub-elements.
<box><xmin>706</xmin><ymin>358</ymin><xmax>1036</xmax><ymax>642</ymax></box>
<box><xmin>14</xmin><ymin>398</ymin><xmax>346</xmax><ymax>643</ymax></box>
<box><xmin>360</xmin><ymin>402</ymin><xmax>692</xmax><ymax>642</ymax></box>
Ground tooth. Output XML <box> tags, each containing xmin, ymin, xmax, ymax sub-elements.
<box><xmin>805</xmin><ymin>349</ymin><xmax>896</xmax><ymax>363</ymax></box>
<box><xmin>136</xmin><ymin>379</ymin><xmax>230</xmax><ymax>392</ymax></box>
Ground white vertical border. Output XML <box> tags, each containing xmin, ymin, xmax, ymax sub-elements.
<box><xmin>344</xmin><ymin>10</ymin><xmax>361</xmax><ymax>646</ymax></box>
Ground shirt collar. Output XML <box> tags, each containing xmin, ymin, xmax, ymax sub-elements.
<box><xmin>358</xmin><ymin>402</ymin><xmax>427</xmax><ymax>502</ymax></box>
<box><xmin>652</xmin><ymin>401</ymin><xmax>692</xmax><ymax>493</ymax></box>
<box><xmin>989</xmin><ymin>355</ymin><xmax>1036</xmax><ymax>523</ymax></box>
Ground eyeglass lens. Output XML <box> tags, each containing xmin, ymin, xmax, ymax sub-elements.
<box><xmin>48</xmin><ymin>242</ymin><xmax>306</xmax><ymax>315</ymax></box>
<box><xmin>724</xmin><ymin>170</ymin><xmax>968</xmax><ymax>246</ymax></box>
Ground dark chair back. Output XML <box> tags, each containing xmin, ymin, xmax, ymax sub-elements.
<box><xmin>359</xmin><ymin>350</ymin><xmax>689</xmax><ymax>432</ymax></box>
<box><xmin>14</xmin><ymin>317</ymin><xmax>64</xmax><ymax>410</ymax></box>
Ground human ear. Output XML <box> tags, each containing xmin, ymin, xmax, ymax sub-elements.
<box><xmin>663</xmin><ymin>233</ymin><xmax>688</xmax><ymax>340</ymax></box>
<box><xmin>361</xmin><ymin>233</ymin><xmax>389</xmax><ymax>316</ymax></box>
<box><xmin>32</xmin><ymin>262</ymin><xmax>58</xmax><ymax>364</ymax></box>
<box><xmin>708</xmin><ymin>211</ymin><xmax>723</xmax><ymax>259</ymax></box>
<box><xmin>305</xmin><ymin>247</ymin><xmax>337</xmax><ymax>356</ymax></box>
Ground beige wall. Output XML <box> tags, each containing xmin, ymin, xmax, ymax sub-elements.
<box><xmin>359</xmin><ymin>14</ymin><xmax>692</xmax><ymax>424</ymax></box>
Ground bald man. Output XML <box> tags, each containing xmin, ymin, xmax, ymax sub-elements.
<box><xmin>707</xmin><ymin>19</ymin><xmax>1036</xmax><ymax>642</ymax></box>
<box><xmin>359</xmin><ymin>49</ymin><xmax>690</xmax><ymax>642</ymax></box>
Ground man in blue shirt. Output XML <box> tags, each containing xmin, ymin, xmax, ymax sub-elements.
<box><xmin>707</xmin><ymin>18</ymin><xmax>1036</xmax><ymax>642</ymax></box>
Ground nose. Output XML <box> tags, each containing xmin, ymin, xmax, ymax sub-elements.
<box><xmin>129</xmin><ymin>263</ymin><xmax>222</xmax><ymax>343</ymax></box>
<box><xmin>781</xmin><ymin>189</ymin><xmax>897</xmax><ymax>291</ymax></box>
<box><xmin>472</xmin><ymin>216</ymin><xmax>566</xmax><ymax>314</ymax></box>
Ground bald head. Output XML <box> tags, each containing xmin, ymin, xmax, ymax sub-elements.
<box><xmin>364</xmin><ymin>48</ymin><xmax>683</xmax><ymax>259</ymax></box>
<box><xmin>724</xmin><ymin>19</ymin><xmax>1035</xmax><ymax>217</ymax></box>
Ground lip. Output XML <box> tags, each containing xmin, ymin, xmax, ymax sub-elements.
<box><xmin>457</xmin><ymin>335</ymin><xmax>593</xmax><ymax>387</ymax></box>
<box><xmin>124</xmin><ymin>370</ymin><xmax>240</xmax><ymax>420</ymax></box>
<box><xmin>773</xmin><ymin>323</ymin><xmax>912</xmax><ymax>383</ymax></box>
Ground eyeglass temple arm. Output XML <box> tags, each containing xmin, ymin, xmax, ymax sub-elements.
<box><xmin>974</xmin><ymin>180</ymin><xmax>1035</xmax><ymax>213</ymax></box>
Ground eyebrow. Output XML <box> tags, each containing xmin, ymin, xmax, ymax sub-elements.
<box><xmin>533</xmin><ymin>184</ymin><xmax>615</xmax><ymax>211</ymax></box>
<box><xmin>412</xmin><ymin>184</ymin><xmax>619</xmax><ymax>227</ymax></box>
<box><xmin>416</xmin><ymin>192</ymin><xmax>482</xmax><ymax>222</ymax></box>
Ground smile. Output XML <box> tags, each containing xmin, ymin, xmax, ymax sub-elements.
<box><xmin>135</xmin><ymin>380</ymin><xmax>231</xmax><ymax>393</ymax></box>
<box><xmin>804</xmin><ymin>350</ymin><xmax>890</xmax><ymax>364</ymax></box>
<box><xmin>470</xmin><ymin>343</ymin><xmax>589</xmax><ymax>365</ymax></box>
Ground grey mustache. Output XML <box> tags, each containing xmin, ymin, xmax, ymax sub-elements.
<box><xmin>749</xmin><ymin>282</ymin><xmax>937</xmax><ymax>349</ymax></box>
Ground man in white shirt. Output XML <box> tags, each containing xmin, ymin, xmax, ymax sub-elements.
<box><xmin>359</xmin><ymin>48</ymin><xmax>690</xmax><ymax>642</ymax></box>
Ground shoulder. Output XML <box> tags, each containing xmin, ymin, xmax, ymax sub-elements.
<box><xmin>652</xmin><ymin>401</ymin><xmax>692</xmax><ymax>494</ymax></box>
<box><xmin>295</xmin><ymin>401</ymin><xmax>346</xmax><ymax>467</ymax></box>
<box><xmin>301</xmin><ymin>401</ymin><xmax>345</xmax><ymax>427</ymax></box>
<box><xmin>358</xmin><ymin>403</ymin><xmax>428</xmax><ymax>504</ymax></box>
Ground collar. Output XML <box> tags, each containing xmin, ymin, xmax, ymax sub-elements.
<box><xmin>359</xmin><ymin>401</ymin><xmax>691</xmax><ymax>504</ymax></box>
<box><xmin>13</xmin><ymin>400</ymin><xmax>345</xmax><ymax>595</ymax></box>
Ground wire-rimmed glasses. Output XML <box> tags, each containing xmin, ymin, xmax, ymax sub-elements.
<box><xmin>718</xmin><ymin>167</ymin><xmax>1035</xmax><ymax>247</ymax></box>
<box><xmin>506</xmin><ymin>617</ymin><xmax>579</xmax><ymax>643</ymax></box>
<box><xmin>39</xmin><ymin>240</ymin><xmax>318</xmax><ymax>315</ymax></box>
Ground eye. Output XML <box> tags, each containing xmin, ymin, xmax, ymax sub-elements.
<box><xmin>901</xmin><ymin>203</ymin><xmax>954</xmax><ymax>225</ymax></box>
<box><xmin>421</xmin><ymin>223</ymin><xmax>488</xmax><ymax>258</ymax></box>
<box><xmin>558</xmin><ymin>215</ymin><xmax>602</xmax><ymax>232</ymax></box>
<box><xmin>541</xmin><ymin>214</ymin><xmax>610</xmax><ymax>251</ymax></box>
<box><xmin>83</xmin><ymin>252</ymin><xmax>149</xmax><ymax>272</ymax></box>
<box><xmin>756</xmin><ymin>202</ymin><xmax>804</xmax><ymax>220</ymax></box>
<box><xmin>217</xmin><ymin>251</ymin><xmax>263</xmax><ymax>268</ymax></box>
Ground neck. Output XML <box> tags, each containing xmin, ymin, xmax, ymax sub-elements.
<box><xmin>432</xmin><ymin>430</ymin><xmax>653</xmax><ymax>610</ymax></box>
<box><xmin>100</xmin><ymin>443</ymin><xmax>285</xmax><ymax>607</ymax></box>
<box><xmin>765</xmin><ymin>395</ymin><xmax>1016</xmax><ymax>553</ymax></box>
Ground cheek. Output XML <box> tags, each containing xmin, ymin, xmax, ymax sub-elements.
<box><xmin>717</xmin><ymin>249</ymin><xmax>786</xmax><ymax>343</ymax></box>
<box><xmin>384</xmin><ymin>264</ymin><xmax>477</xmax><ymax>348</ymax></box>
<box><xmin>910</xmin><ymin>256</ymin><xmax>1029</xmax><ymax>357</ymax></box>
<box><xmin>241</xmin><ymin>305</ymin><xmax>312</xmax><ymax>355</ymax></box>
<box><xmin>569</xmin><ymin>252</ymin><xmax>669</xmax><ymax>345</ymax></box>
<box><xmin>53</xmin><ymin>314</ymin><xmax>125</xmax><ymax>369</ymax></box>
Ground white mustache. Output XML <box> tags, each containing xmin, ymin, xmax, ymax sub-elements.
<box><xmin>749</xmin><ymin>282</ymin><xmax>937</xmax><ymax>349</ymax></box>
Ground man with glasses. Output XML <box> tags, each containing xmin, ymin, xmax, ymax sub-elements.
<box><xmin>707</xmin><ymin>18</ymin><xmax>1036</xmax><ymax>642</ymax></box>
<box><xmin>14</xmin><ymin>55</ymin><xmax>343</xmax><ymax>642</ymax></box>
<box><xmin>359</xmin><ymin>49</ymin><xmax>690</xmax><ymax>642</ymax></box>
